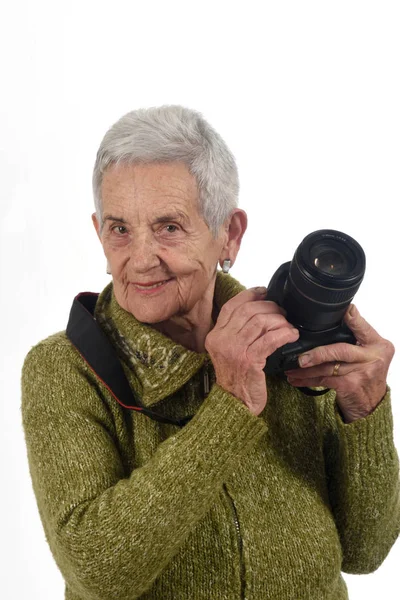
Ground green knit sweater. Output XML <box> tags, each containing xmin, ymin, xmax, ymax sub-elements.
<box><xmin>21</xmin><ymin>272</ymin><xmax>400</xmax><ymax>600</ymax></box>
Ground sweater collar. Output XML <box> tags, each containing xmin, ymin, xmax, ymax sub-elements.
<box><xmin>94</xmin><ymin>271</ymin><xmax>245</xmax><ymax>407</ymax></box>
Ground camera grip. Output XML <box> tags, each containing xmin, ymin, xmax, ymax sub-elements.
<box><xmin>264</xmin><ymin>323</ymin><xmax>356</xmax><ymax>376</ymax></box>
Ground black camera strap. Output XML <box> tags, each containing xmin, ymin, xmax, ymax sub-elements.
<box><xmin>295</xmin><ymin>386</ymin><xmax>330</xmax><ymax>397</ymax></box>
<box><xmin>66</xmin><ymin>292</ymin><xmax>193</xmax><ymax>428</ymax></box>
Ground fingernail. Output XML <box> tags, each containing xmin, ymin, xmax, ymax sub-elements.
<box><xmin>253</xmin><ymin>286</ymin><xmax>267</xmax><ymax>295</ymax></box>
<box><xmin>348</xmin><ymin>304</ymin><xmax>355</xmax><ymax>318</ymax></box>
<box><xmin>298</xmin><ymin>354</ymin><xmax>311</xmax><ymax>367</ymax></box>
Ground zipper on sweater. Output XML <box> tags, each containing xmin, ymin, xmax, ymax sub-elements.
<box><xmin>203</xmin><ymin>358</ymin><xmax>212</xmax><ymax>396</ymax></box>
<box><xmin>203</xmin><ymin>369</ymin><xmax>210</xmax><ymax>395</ymax></box>
<box><xmin>223</xmin><ymin>483</ymin><xmax>245</xmax><ymax>600</ymax></box>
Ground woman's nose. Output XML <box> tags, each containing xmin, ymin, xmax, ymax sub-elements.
<box><xmin>129</xmin><ymin>233</ymin><xmax>161</xmax><ymax>272</ymax></box>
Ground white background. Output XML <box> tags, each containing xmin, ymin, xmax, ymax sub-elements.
<box><xmin>1</xmin><ymin>1</ymin><xmax>399</xmax><ymax>598</ymax></box>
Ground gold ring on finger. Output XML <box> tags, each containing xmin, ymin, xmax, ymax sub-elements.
<box><xmin>332</xmin><ymin>362</ymin><xmax>341</xmax><ymax>377</ymax></box>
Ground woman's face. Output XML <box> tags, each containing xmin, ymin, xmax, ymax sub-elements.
<box><xmin>92</xmin><ymin>161</ymin><xmax>231</xmax><ymax>324</ymax></box>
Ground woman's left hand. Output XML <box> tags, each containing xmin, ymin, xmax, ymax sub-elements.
<box><xmin>284</xmin><ymin>304</ymin><xmax>395</xmax><ymax>423</ymax></box>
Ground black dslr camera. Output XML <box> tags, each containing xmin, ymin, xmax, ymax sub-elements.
<box><xmin>264</xmin><ymin>229</ymin><xmax>366</xmax><ymax>378</ymax></box>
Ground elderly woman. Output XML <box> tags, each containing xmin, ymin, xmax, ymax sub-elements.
<box><xmin>21</xmin><ymin>105</ymin><xmax>399</xmax><ymax>600</ymax></box>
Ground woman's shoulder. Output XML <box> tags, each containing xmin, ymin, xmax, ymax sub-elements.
<box><xmin>22</xmin><ymin>330</ymin><xmax>81</xmax><ymax>376</ymax></box>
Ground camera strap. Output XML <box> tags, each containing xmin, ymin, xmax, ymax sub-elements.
<box><xmin>295</xmin><ymin>386</ymin><xmax>330</xmax><ymax>397</ymax></box>
<box><xmin>66</xmin><ymin>292</ymin><xmax>193</xmax><ymax>428</ymax></box>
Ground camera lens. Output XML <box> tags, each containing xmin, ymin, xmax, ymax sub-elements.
<box><xmin>283</xmin><ymin>230</ymin><xmax>366</xmax><ymax>331</ymax></box>
<box><xmin>314</xmin><ymin>251</ymin><xmax>345</xmax><ymax>274</ymax></box>
<box><xmin>311</xmin><ymin>242</ymin><xmax>355</xmax><ymax>276</ymax></box>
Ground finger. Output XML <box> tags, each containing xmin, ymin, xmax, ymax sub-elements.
<box><xmin>344</xmin><ymin>304</ymin><xmax>382</xmax><ymax>346</ymax></box>
<box><xmin>285</xmin><ymin>361</ymin><xmax>357</xmax><ymax>380</ymax></box>
<box><xmin>217</xmin><ymin>287</ymin><xmax>287</xmax><ymax>329</ymax></box>
<box><xmin>216</xmin><ymin>287</ymin><xmax>268</xmax><ymax>328</ymax></box>
<box><xmin>247</xmin><ymin>326</ymin><xmax>300</xmax><ymax>363</ymax></box>
<box><xmin>297</xmin><ymin>341</ymin><xmax>375</xmax><ymax>368</ymax></box>
<box><xmin>237</xmin><ymin>313</ymin><xmax>296</xmax><ymax>344</ymax></box>
<box><xmin>221</xmin><ymin>300</ymin><xmax>287</xmax><ymax>334</ymax></box>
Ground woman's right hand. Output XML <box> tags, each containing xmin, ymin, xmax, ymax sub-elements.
<box><xmin>205</xmin><ymin>287</ymin><xmax>300</xmax><ymax>416</ymax></box>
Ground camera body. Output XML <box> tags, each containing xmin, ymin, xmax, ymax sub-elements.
<box><xmin>263</xmin><ymin>230</ymin><xmax>366</xmax><ymax>377</ymax></box>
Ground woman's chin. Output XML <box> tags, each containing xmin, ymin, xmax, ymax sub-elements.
<box><xmin>113</xmin><ymin>280</ymin><xmax>175</xmax><ymax>322</ymax></box>
<box><xmin>126</xmin><ymin>305</ymin><xmax>172</xmax><ymax>324</ymax></box>
<box><xmin>126</xmin><ymin>297</ymin><xmax>176</xmax><ymax>324</ymax></box>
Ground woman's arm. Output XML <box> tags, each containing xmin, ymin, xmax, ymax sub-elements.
<box><xmin>21</xmin><ymin>337</ymin><xmax>266</xmax><ymax>600</ymax></box>
<box><xmin>321</xmin><ymin>388</ymin><xmax>400</xmax><ymax>573</ymax></box>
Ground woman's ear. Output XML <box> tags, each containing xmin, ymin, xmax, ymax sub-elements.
<box><xmin>91</xmin><ymin>213</ymin><xmax>102</xmax><ymax>242</ymax></box>
<box><xmin>218</xmin><ymin>209</ymin><xmax>247</xmax><ymax>268</ymax></box>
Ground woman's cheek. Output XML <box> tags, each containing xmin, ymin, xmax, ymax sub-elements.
<box><xmin>107</xmin><ymin>236</ymin><xmax>131</xmax><ymax>249</ymax></box>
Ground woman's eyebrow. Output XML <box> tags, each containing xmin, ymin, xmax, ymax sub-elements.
<box><xmin>153</xmin><ymin>212</ymin><xmax>189</xmax><ymax>224</ymax></box>
<box><xmin>103</xmin><ymin>214</ymin><xmax>128</xmax><ymax>224</ymax></box>
<box><xmin>103</xmin><ymin>212</ymin><xmax>189</xmax><ymax>226</ymax></box>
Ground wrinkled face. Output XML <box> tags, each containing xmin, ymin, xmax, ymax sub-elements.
<box><xmin>92</xmin><ymin>162</ymin><xmax>228</xmax><ymax>323</ymax></box>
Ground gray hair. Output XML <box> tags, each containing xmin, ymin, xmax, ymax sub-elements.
<box><xmin>92</xmin><ymin>105</ymin><xmax>239</xmax><ymax>238</ymax></box>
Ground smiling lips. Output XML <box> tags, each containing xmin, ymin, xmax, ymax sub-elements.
<box><xmin>132</xmin><ymin>278</ymin><xmax>172</xmax><ymax>290</ymax></box>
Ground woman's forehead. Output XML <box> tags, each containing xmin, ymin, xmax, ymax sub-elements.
<box><xmin>102</xmin><ymin>161</ymin><xmax>197</xmax><ymax>195</ymax></box>
<box><xmin>100</xmin><ymin>164</ymin><xmax>204</xmax><ymax>228</ymax></box>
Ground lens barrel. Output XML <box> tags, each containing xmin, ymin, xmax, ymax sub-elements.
<box><xmin>282</xmin><ymin>230</ymin><xmax>366</xmax><ymax>331</ymax></box>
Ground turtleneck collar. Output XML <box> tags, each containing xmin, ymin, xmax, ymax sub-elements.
<box><xmin>94</xmin><ymin>271</ymin><xmax>246</xmax><ymax>407</ymax></box>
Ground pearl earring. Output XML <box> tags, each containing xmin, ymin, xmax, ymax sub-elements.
<box><xmin>222</xmin><ymin>259</ymin><xmax>231</xmax><ymax>274</ymax></box>
<box><xmin>106</xmin><ymin>261</ymin><xmax>111</xmax><ymax>275</ymax></box>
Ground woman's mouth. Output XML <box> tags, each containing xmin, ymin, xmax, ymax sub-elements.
<box><xmin>131</xmin><ymin>278</ymin><xmax>174</xmax><ymax>293</ymax></box>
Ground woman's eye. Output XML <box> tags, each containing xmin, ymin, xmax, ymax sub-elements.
<box><xmin>165</xmin><ymin>224</ymin><xmax>178</xmax><ymax>233</ymax></box>
<box><xmin>111</xmin><ymin>225</ymin><xmax>127</xmax><ymax>235</ymax></box>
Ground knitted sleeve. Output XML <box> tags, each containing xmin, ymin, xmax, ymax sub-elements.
<box><xmin>21</xmin><ymin>338</ymin><xmax>266</xmax><ymax>600</ymax></box>
<box><xmin>321</xmin><ymin>388</ymin><xmax>400</xmax><ymax>573</ymax></box>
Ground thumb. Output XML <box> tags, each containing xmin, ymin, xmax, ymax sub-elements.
<box><xmin>344</xmin><ymin>304</ymin><xmax>381</xmax><ymax>345</ymax></box>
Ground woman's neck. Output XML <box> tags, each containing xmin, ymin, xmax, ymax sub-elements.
<box><xmin>152</xmin><ymin>293</ymin><xmax>219</xmax><ymax>354</ymax></box>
